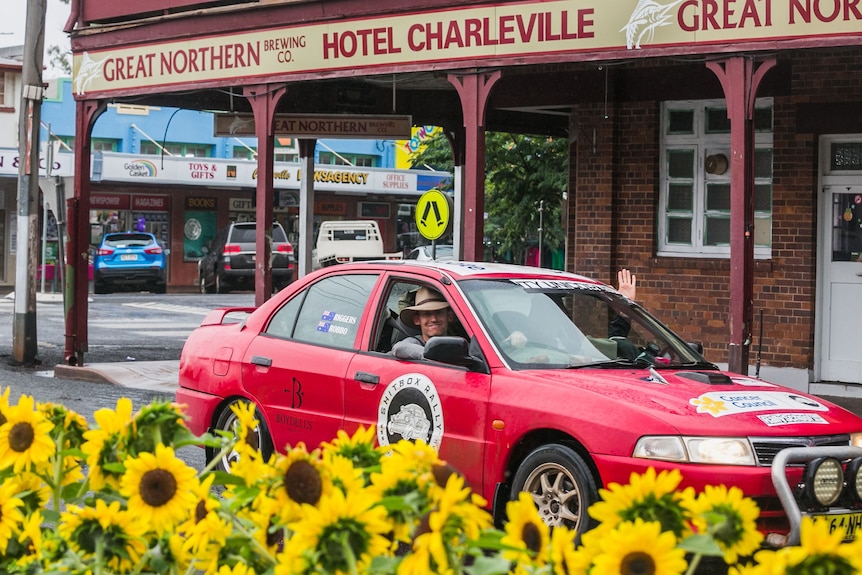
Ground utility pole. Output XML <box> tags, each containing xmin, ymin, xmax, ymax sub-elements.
<box><xmin>14</xmin><ymin>0</ymin><xmax>47</xmax><ymax>365</ymax></box>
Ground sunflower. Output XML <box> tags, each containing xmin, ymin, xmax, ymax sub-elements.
<box><xmin>37</xmin><ymin>402</ymin><xmax>89</xmax><ymax>449</ymax></box>
<box><xmin>120</xmin><ymin>443</ymin><xmax>199</xmax><ymax>534</ymax></box>
<box><xmin>367</xmin><ymin>451</ymin><xmax>433</xmax><ymax>541</ymax></box>
<box><xmin>128</xmin><ymin>400</ymin><xmax>188</xmax><ymax>456</ymax></box>
<box><xmin>0</xmin><ymin>394</ymin><xmax>56</xmax><ymax>473</ymax></box>
<box><xmin>216</xmin><ymin>564</ymin><xmax>259</xmax><ymax>575</ymax></box>
<box><xmin>0</xmin><ymin>482</ymin><xmax>25</xmax><ymax>551</ymax></box>
<box><xmin>5</xmin><ymin>471</ymin><xmax>51</xmax><ymax>514</ymax></box>
<box><xmin>591</xmin><ymin>518</ymin><xmax>688</xmax><ymax>575</ymax></box>
<box><xmin>320</xmin><ymin>425</ymin><xmax>382</xmax><ymax>472</ymax></box>
<box><xmin>429</xmin><ymin>472</ymin><xmax>492</xmax><ymax>542</ymax></box>
<box><xmin>549</xmin><ymin>525</ymin><xmax>581</xmax><ymax>575</ymax></box>
<box><xmin>180</xmin><ymin>474</ymin><xmax>232</xmax><ymax>562</ymax></box>
<box><xmin>589</xmin><ymin>467</ymin><xmax>694</xmax><ymax>538</ymax></box>
<box><xmin>81</xmin><ymin>397</ymin><xmax>134</xmax><ymax>490</ymax></box>
<box><xmin>687</xmin><ymin>484</ymin><xmax>763</xmax><ymax>564</ymax></box>
<box><xmin>15</xmin><ymin>510</ymin><xmax>44</xmax><ymax>566</ymax></box>
<box><xmin>501</xmin><ymin>491</ymin><xmax>550</xmax><ymax>565</ymax></box>
<box><xmin>58</xmin><ymin>499</ymin><xmax>148</xmax><ymax>572</ymax></box>
<box><xmin>750</xmin><ymin>516</ymin><xmax>862</xmax><ymax>575</ymax></box>
<box><xmin>325</xmin><ymin>453</ymin><xmax>366</xmax><ymax>495</ymax></box>
<box><xmin>271</xmin><ymin>444</ymin><xmax>332</xmax><ymax>523</ymax></box>
<box><xmin>288</xmin><ymin>487</ymin><xmax>392</xmax><ymax>574</ymax></box>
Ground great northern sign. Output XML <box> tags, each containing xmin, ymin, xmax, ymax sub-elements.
<box><xmin>73</xmin><ymin>0</ymin><xmax>862</xmax><ymax>97</ymax></box>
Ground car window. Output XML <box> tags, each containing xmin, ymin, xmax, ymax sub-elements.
<box><xmin>230</xmin><ymin>226</ymin><xmax>256</xmax><ymax>243</ymax></box>
<box><xmin>265</xmin><ymin>291</ymin><xmax>305</xmax><ymax>338</ymax></box>
<box><xmin>373</xmin><ymin>280</ymin><xmax>468</xmax><ymax>353</ymax></box>
<box><xmin>291</xmin><ymin>274</ymin><xmax>378</xmax><ymax>349</ymax></box>
<box><xmin>104</xmin><ymin>234</ymin><xmax>153</xmax><ymax>247</ymax></box>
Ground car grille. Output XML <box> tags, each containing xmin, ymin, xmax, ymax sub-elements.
<box><xmin>750</xmin><ymin>434</ymin><xmax>851</xmax><ymax>466</ymax></box>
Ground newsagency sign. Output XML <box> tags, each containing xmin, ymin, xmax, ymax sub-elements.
<box><xmin>72</xmin><ymin>0</ymin><xmax>862</xmax><ymax>97</ymax></box>
<box><xmin>213</xmin><ymin>114</ymin><xmax>413</xmax><ymax>139</ymax></box>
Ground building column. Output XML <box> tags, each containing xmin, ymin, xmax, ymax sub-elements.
<box><xmin>706</xmin><ymin>56</ymin><xmax>776</xmax><ymax>375</ymax></box>
<box><xmin>446</xmin><ymin>127</ymin><xmax>466</xmax><ymax>259</ymax></box>
<box><xmin>447</xmin><ymin>70</ymin><xmax>501</xmax><ymax>261</ymax></box>
<box><xmin>244</xmin><ymin>84</ymin><xmax>287</xmax><ymax>306</ymax></box>
<box><xmin>297</xmin><ymin>138</ymin><xmax>316</xmax><ymax>278</ymax></box>
<box><xmin>64</xmin><ymin>99</ymin><xmax>106</xmax><ymax>366</ymax></box>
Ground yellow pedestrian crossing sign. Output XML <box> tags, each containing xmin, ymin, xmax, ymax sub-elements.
<box><xmin>415</xmin><ymin>189</ymin><xmax>452</xmax><ymax>241</ymax></box>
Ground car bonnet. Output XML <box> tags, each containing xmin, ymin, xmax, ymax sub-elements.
<box><xmin>514</xmin><ymin>367</ymin><xmax>862</xmax><ymax>437</ymax></box>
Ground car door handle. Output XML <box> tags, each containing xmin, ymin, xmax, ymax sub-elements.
<box><xmin>251</xmin><ymin>355</ymin><xmax>272</xmax><ymax>367</ymax></box>
<box><xmin>354</xmin><ymin>371</ymin><xmax>380</xmax><ymax>385</ymax></box>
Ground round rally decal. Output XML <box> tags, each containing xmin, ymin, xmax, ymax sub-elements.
<box><xmin>377</xmin><ymin>373</ymin><xmax>444</xmax><ymax>450</ymax></box>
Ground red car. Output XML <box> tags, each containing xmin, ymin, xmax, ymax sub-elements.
<box><xmin>176</xmin><ymin>261</ymin><xmax>862</xmax><ymax>543</ymax></box>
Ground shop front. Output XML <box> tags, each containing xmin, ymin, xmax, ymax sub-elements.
<box><xmin>92</xmin><ymin>151</ymin><xmax>450</xmax><ymax>289</ymax></box>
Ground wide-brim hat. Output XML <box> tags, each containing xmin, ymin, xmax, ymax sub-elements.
<box><xmin>400</xmin><ymin>286</ymin><xmax>450</xmax><ymax>324</ymax></box>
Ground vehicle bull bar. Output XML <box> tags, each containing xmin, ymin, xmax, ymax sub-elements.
<box><xmin>771</xmin><ymin>445</ymin><xmax>862</xmax><ymax>547</ymax></box>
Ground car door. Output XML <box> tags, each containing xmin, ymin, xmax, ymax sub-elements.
<box><xmin>345</xmin><ymin>275</ymin><xmax>492</xmax><ymax>496</ymax></box>
<box><xmin>241</xmin><ymin>272</ymin><xmax>380</xmax><ymax>453</ymax></box>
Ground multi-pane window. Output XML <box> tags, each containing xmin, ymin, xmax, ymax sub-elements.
<box><xmin>318</xmin><ymin>152</ymin><xmax>376</xmax><ymax>167</ymax></box>
<box><xmin>0</xmin><ymin>73</ymin><xmax>6</xmax><ymax>106</ymax></box>
<box><xmin>140</xmin><ymin>142</ymin><xmax>213</xmax><ymax>157</ymax></box>
<box><xmin>659</xmin><ymin>99</ymin><xmax>773</xmax><ymax>257</ymax></box>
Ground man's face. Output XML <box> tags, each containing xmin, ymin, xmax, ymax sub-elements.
<box><xmin>413</xmin><ymin>308</ymin><xmax>451</xmax><ymax>340</ymax></box>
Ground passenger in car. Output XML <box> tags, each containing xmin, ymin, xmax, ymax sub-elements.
<box><xmin>391</xmin><ymin>286</ymin><xmax>456</xmax><ymax>359</ymax></box>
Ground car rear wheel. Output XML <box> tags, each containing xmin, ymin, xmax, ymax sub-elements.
<box><xmin>94</xmin><ymin>280</ymin><xmax>109</xmax><ymax>295</ymax></box>
<box><xmin>509</xmin><ymin>444</ymin><xmax>598</xmax><ymax>536</ymax></box>
<box><xmin>207</xmin><ymin>399</ymin><xmax>273</xmax><ymax>474</ymax></box>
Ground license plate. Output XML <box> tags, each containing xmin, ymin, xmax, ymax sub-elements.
<box><xmin>120</xmin><ymin>254</ymin><xmax>138</xmax><ymax>261</ymax></box>
<box><xmin>811</xmin><ymin>511</ymin><xmax>862</xmax><ymax>541</ymax></box>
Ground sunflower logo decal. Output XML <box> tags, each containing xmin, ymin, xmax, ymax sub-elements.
<box><xmin>691</xmin><ymin>395</ymin><xmax>728</xmax><ymax>415</ymax></box>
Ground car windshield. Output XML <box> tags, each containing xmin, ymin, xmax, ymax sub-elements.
<box><xmin>459</xmin><ymin>278</ymin><xmax>708</xmax><ymax>370</ymax></box>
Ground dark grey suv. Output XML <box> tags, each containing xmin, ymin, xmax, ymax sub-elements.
<box><xmin>198</xmin><ymin>221</ymin><xmax>294</xmax><ymax>293</ymax></box>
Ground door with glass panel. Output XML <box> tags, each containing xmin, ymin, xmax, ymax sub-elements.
<box><xmin>819</xmin><ymin>138</ymin><xmax>862</xmax><ymax>383</ymax></box>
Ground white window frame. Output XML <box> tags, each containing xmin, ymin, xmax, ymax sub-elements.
<box><xmin>658</xmin><ymin>98</ymin><xmax>773</xmax><ymax>259</ymax></box>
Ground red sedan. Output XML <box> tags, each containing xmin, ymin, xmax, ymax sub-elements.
<box><xmin>176</xmin><ymin>261</ymin><xmax>862</xmax><ymax>541</ymax></box>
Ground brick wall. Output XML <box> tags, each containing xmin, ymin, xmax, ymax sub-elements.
<box><xmin>566</xmin><ymin>48</ymin><xmax>862</xmax><ymax>375</ymax></box>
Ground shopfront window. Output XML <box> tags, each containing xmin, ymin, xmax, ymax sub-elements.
<box><xmin>659</xmin><ymin>99</ymin><xmax>773</xmax><ymax>258</ymax></box>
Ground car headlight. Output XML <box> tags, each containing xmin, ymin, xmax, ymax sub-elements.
<box><xmin>850</xmin><ymin>433</ymin><xmax>862</xmax><ymax>449</ymax></box>
<box><xmin>633</xmin><ymin>436</ymin><xmax>756</xmax><ymax>465</ymax></box>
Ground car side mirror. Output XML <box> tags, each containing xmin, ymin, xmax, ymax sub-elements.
<box><xmin>424</xmin><ymin>336</ymin><xmax>487</xmax><ymax>372</ymax></box>
<box><xmin>687</xmin><ymin>342</ymin><xmax>704</xmax><ymax>355</ymax></box>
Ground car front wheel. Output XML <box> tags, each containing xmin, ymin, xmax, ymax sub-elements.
<box><xmin>207</xmin><ymin>399</ymin><xmax>273</xmax><ymax>474</ymax></box>
<box><xmin>199</xmin><ymin>271</ymin><xmax>215</xmax><ymax>294</ymax></box>
<box><xmin>215</xmin><ymin>272</ymin><xmax>229</xmax><ymax>294</ymax></box>
<box><xmin>509</xmin><ymin>444</ymin><xmax>598</xmax><ymax>536</ymax></box>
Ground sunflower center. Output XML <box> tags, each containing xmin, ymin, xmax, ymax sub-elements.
<box><xmin>139</xmin><ymin>468</ymin><xmax>178</xmax><ymax>507</ymax></box>
<box><xmin>9</xmin><ymin>422</ymin><xmax>35</xmax><ymax>452</ymax></box>
<box><xmin>0</xmin><ymin>413</ymin><xmax>7</xmax><ymax>427</ymax></box>
<box><xmin>521</xmin><ymin>522</ymin><xmax>543</xmax><ymax>554</ymax></box>
<box><xmin>194</xmin><ymin>499</ymin><xmax>207</xmax><ymax>523</ymax></box>
<box><xmin>284</xmin><ymin>460</ymin><xmax>322</xmax><ymax>505</ymax></box>
<box><xmin>621</xmin><ymin>551</ymin><xmax>656</xmax><ymax>575</ymax></box>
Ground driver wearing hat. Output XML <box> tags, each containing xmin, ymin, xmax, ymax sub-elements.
<box><xmin>391</xmin><ymin>286</ymin><xmax>456</xmax><ymax>359</ymax></box>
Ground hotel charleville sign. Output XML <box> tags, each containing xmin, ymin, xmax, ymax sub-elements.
<box><xmin>72</xmin><ymin>0</ymin><xmax>862</xmax><ymax>97</ymax></box>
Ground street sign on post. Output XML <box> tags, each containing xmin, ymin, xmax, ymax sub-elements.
<box><xmin>415</xmin><ymin>189</ymin><xmax>453</xmax><ymax>241</ymax></box>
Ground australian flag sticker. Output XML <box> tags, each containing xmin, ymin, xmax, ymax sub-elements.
<box><xmin>321</xmin><ymin>311</ymin><xmax>336</xmax><ymax>321</ymax></box>
<box><xmin>317</xmin><ymin>321</ymin><xmax>331</xmax><ymax>332</ymax></box>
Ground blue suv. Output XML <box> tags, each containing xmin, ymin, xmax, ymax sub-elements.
<box><xmin>93</xmin><ymin>232</ymin><xmax>167</xmax><ymax>294</ymax></box>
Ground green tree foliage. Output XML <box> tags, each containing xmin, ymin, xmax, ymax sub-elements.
<box><xmin>409</xmin><ymin>130</ymin><xmax>568</xmax><ymax>264</ymax></box>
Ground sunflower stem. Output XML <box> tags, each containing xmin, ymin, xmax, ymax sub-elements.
<box><xmin>230</xmin><ymin>514</ymin><xmax>278</xmax><ymax>567</ymax></box>
<box><xmin>95</xmin><ymin>536</ymin><xmax>105</xmax><ymax>575</ymax></box>
<box><xmin>685</xmin><ymin>552</ymin><xmax>703</xmax><ymax>575</ymax></box>
<box><xmin>198</xmin><ymin>440</ymin><xmax>239</xmax><ymax>477</ymax></box>
<box><xmin>342</xmin><ymin>532</ymin><xmax>360</xmax><ymax>575</ymax></box>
